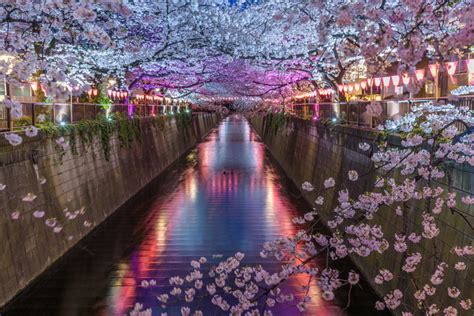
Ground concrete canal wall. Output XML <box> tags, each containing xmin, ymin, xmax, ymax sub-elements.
<box><xmin>0</xmin><ymin>113</ymin><xmax>220</xmax><ymax>307</ymax></box>
<box><xmin>251</xmin><ymin>115</ymin><xmax>473</xmax><ymax>314</ymax></box>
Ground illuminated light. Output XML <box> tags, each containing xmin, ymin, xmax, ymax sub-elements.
<box><xmin>468</xmin><ymin>59</ymin><xmax>474</xmax><ymax>85</ymax></box>
<box><xmin>354</xmin><ymin>83</ymin><xmax>360</xmax><ymax>91</ymax></box>
<box><xmin>360</xmin><ymin>81</ymin><xmax>367</xmax><ymax>89</ymax></box>
<box><xmin>59</xmin><ymin>121</ymin><xmax>66</xmax><ymax>126</ymax></box>
<box><xmin>92</xmin><ymin>89</ymin><xmax>98</xmax><ymax>96</ymax></box>
<box><xmin>338</xmin><ymin>84</ymin><xmax>343</xmax><ymax>92</ymax></box>
<box><xmin>30</xmin><ymin>81</ymin><xmax>38</xmax><ymax>91</ymax></box>
<box><xmin>331</xmin><ymin>117</ymin><xmax>337</xmax><ymax>122</ymax></box>
<box><xmin>382</xmin><ymin>76</ymin><xmax>391</xmax><ymax>87</ymax></box>
<box><xmin>374</xmin><ymin>77</ymin><xmax>381</xmax><ymax>87</ymax></box>
<box><xmin>107</xmin><ymin>89</ymin><xmax>112</xmax><ymax>97</ymax></box>
<box><xmin>348</xmin><ymin>84</ymin><xmax>353</xmax><ymax>92</ymax></box>
<box><xmin>391</xmin><ymin>75</ymin><xmax>400</xmax><ymax>86</ymax></box>
<box><xmin>467</xmin><ymin>59</ymin><xmax>474</xmax><ymax>73</ymax></box>
<box><xmin>88</xmin><ymin>89</ymin><xmax>93</xmax><ymax>96</ymax></box>
<box><xmin>445</xmin><ymin>61</ymin><xmax>458</xmax><ymax>76</ymax></box>
<box><xmin>343</xmin><ymin>85</ymin><xmax>348</xmax><ymax>92</ymax></box>
<box><xmin>402</xmin><ymin>74</ymin><xmax>410</xmax><ymax>85</ymax></box>
<box><xmin>428</xmin><ymin>63</ymin><xmax>439</xmax><ymax>78</ymax></box>
<box><xmin>415</xmin><ymin>69</ymin><xmax>425</xmax><ymax>81</ymax></box>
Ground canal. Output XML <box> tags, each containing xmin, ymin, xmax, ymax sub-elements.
<box><xmin>3</xmin><ymin>115</ymin><xmax>385</xmax><ymax>315</ymax></box>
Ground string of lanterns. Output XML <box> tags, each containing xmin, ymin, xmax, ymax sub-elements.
<box><xmin>338</xmin><ymin>59</ymin><xmax>474</xmax><ymax>93</ymax></box>
<box><xmin>107</xmin><ymin>89</ymin><xmax>128</xmax><ymax>100</ymax></box>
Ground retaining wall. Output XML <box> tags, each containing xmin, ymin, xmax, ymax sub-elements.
<box><xmin>0</xmin><ymin>113</ymin><xmax>220</xmax><ymax>307</ymax></box>
<box><xmin>251</xmin><ymin>115</ymin><xmax>473</xmax><ymax>315</ymax></box>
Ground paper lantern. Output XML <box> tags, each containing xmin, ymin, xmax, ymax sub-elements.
<box><xmin>374</xmin><ymin>77</ymin><xmax>381</xmax><ymax>87</ymax></box>
<box><xmin>354</xmin><ymin>83</ymin><xmax>360</xmax><ymax>91</ymax></box>
<box><xmin>360</xmin><ymin>81</ymin><xmax>367</xmax><ymax>89</ymax></box>
<box><xmin>92</xmin><ymin>89</ymin><xmax>98</xmax><ymax>96</ymax></box>
<box><xmin>382</xmin><ymin>76</ymin><xmax>391</xmax><ymax>87</ymax></box>
<box><xmin>391</xmin><ymin>75</ymin><xmax>400</xmax><ymax>86</ymax></box>
<box><xmin>428</xmin><ymin>63</ymin><xmax>439</xmax><ymax>78</ymax></box>
<box><xmin>338</xmin><ymin>84</ymin><xmax>343</xmax><ymax>92</ymax></box>
<box><xmin>30</xmin><ymin>82</ymin><xmax>38</xmax><ymax>91</ymax></box>
<box><xmin>445</xmin><ymin>61</ymin><xmax>458</xmax><ymax>76</ymax></box>
<box><xmin>466</xmin><ymin>59</ymin><xmax>474</xmax><ymax>73</ymax></box>
<box><xmin>367</xmin><ymin>78</ymin><xmax>373</xmax><ymax>86</ymax></box>
<box><xmin>415</xmin><ymin>69</ymin><xmax>425</xmax><ymax>81</ymax></box>
<box><xmin>343</xmin><ymin>85</ymin><xmax>348</xmax><ymax>92</ymax></box>
<box><xmin>348</xmin><ymin>84</ymin><xmax>354</xmax><ymax>92</ymax></box>
<box><xmin>402</xmin><ymin>74</ymin><xmax>410</xmax><ymax>85</ymax></box>
<box><xmin>107</xmin><ymin>89</ymin><xmax>112</xmax><ymax>97</ymax></box>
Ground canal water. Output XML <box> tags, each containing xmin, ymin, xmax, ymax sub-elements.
<box><xmin>3</xmin><ymin>115</ymin><xmax>384</xmax><ymax>316</ymax></box>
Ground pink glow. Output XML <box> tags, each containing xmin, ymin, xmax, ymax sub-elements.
<box><xmin>415</xmin><ymin>69</ymin><xmax>425</xmax><ymax>81</ymax></box>
<box><xmin>382</xmin><ymin>76</ymin><xmax>391</xmax><ymax>87</ymax></box>
<box><xmin>445</xmin><ymin>61</ymin><xmax>458</xmax><ymax>75</ymax></box>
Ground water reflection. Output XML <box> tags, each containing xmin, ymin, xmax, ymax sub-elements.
<box><xmin>3</xmin><ymin>115</ymin><xmax>383</xmax><ymax>316</ymax></box>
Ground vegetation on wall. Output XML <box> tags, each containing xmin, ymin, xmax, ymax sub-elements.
<box><xmin>268</xmin><ymin>111</ymin><xmax>287</xmax><ymax>133</ymax></box>
<box><xmin>39</xmin><ymin>113</ymin><xmax>142</xmax><ymax>161</ymax></box>
<box><xmin>175</xmin><ymin>111</ymin><xmax>192</xmax><ymax>133</ymax></box>
<box><xmin>38</xmin><ymin>111</ymin><xmax>192</xmax><ymax>162</ymax></box>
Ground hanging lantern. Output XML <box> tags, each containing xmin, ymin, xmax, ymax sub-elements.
<box><xmin>338</xmin><ymin>84</ymin><xmax>344</xmax><ymax>92</ymax></box>
<box><xmin>88</xmin><ymin>89</ymin><xmax>93</xmax><ymax>96</ymax></box>
<box><xmin>107</xmin><ymin>89</ymin><xmax>112</xmax><ymax>97</ymax></box>
<box><xmin>348</xmin><ymin>84</ymin><xmax>354</xmax><ymax>92</ymax></box>
<box><xmin>445</xmin><ymin>61</ymin><xmax>458</xmax><ymax>76</ymax></box>
<box><xmin>374</xmin><ymin>77</ymin><xmax>382</xmax><ymax>87</ymax></box>
<box><xmin>30</xmin><ymin>81</ymin><xmax>38</xmax><ymax>91</ymax></box>
<box><xmin>113</xmin><ymin>91</ymin><xmax>117</xmax><ymax>99</ymax></box>
<box><xmin>354</xmin><ymin>83</ymin><xmax>360</xmax><ymax>91</ymax></box>
<box><xmin>467</xmin><ymin>59</ymin><xmax>474</xmax><ymax>73</ymax></box>
<box><xmin>428</xmin><ymin>63</ymin><xmax>439</xmax><ymax>78</ymax></box>
<box><xmin>382</xmin><ymin>76</ymin><xmax>391</xmax><ymax>87</ymax></box>
<box><xmin>367</xmin><ymin>78</ymin><xmax>373</xmax><ymax>86</ymax></box>
<box><xmin>391</xmin><ymin>75</ymin><xmax>400</xmax><ymax>86</ymax></box>
<box><xmin>415</xmin><ymin>69</ymin><xmax>425</xmax><ymax>81</ymax></box>
<box><xmin>402</xmin><ymin>74</ymin><xmax>410</xmax><ymax>85</ymax></box>
<box><xmin>360</xmin><ymin>81</ymin><xmax>367</xmax><ymax>89</ymax></box>
<box><xmin>467</xmin><ymin>59</ymin><xmax>474</xmax><ymax>85</ymax></box>
<box><xmin>93</xmin><ymin>89</ymin><xmax>98</xmax><ymax>96</ymax></box>
<box><xmin>343</xmin><ymin>85</ymin><xmax>348</xmax><ymax>92</ymax></box>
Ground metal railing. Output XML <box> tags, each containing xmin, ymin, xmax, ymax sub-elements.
<box><xmin>0</xmin><ymin>102</ymin><xmax>192</xmax><ymax>132</ymax></box>
<box><xmin>308</xmin><ymin>96</ymin><xmax>474</xmax><ymax>129</ymax></box>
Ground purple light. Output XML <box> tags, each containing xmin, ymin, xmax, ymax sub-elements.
<box><xmin>128</xmin><ymin>103</ymin><xmax>134</xmax><ymax>117</ymax></box>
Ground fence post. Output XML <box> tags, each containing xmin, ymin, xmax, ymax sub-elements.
<box><xmin>31</xmin><ymin>103</ymin><xmax>35</xmax><ymax>126</ymax></box>
<box><xmin>7</xmin><ymin>108</ymin><xmax>12</xmax><ymax>131</ymax></box>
